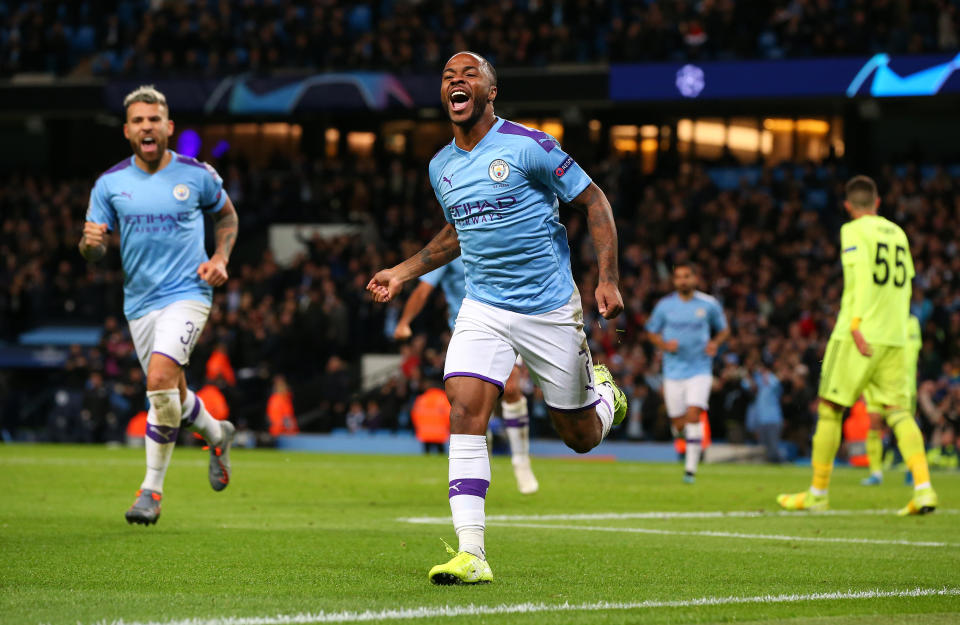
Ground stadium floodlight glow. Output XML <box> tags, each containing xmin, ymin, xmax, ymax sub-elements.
<box><xmin>675</xmin><ymin>65</ymin><xmax>705</xmax><ymax>98</ymax></box>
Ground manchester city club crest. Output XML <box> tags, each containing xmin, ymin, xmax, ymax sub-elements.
<box><xmin>172</xmin><ymin>184</ymin><xmax>190</xmax><ymax>201</ymax></box>
<box><xmin>696</xmin><ymin>307</ymin><xmax>707</xmax><ymax>318</ymax></box>
<box><xmin>488</xmin><ymin>159</ymin><xmax>510</xmax><ymax>182</ymax></box>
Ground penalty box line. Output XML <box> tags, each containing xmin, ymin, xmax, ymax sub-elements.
<box><xmin>81</xmin><ymin>587</ymin><xmax>960</xmax><ymax>625</ymax></box>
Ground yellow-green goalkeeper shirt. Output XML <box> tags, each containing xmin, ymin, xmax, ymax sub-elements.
<box><xmin>830</xmin><ymin>215</ymin><xmax>914</xmax><ymax>346</ymax></box>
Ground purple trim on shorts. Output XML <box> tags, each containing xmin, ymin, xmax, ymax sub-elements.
<box><xmin>152</xmin><ymin>351</ymin><xmax>184</xmax><ymax>366</ymax></box>
<box><xmin>546</xmin><ymin>398</ymin><xmax>602</xmax><ymax>413</ymax></box>
<box><xmin>503</xmin><ymin>418</ymin><xmax>528</xmax><ymax>428</ymax></box>
<box><xmin>146</xmin><ymin>423</ymin><xmax>180</xmax><ymax>444</ymax></box>
<box><xmin>448</xmin><ymin>478</ymin><xmax>490</xmax><ymax>499</ymax></box>
<box><xmin>182</xmin><ymin>396</ymin><xmax>201</xmax><ymax>425</ymax></box>
<box><xmin>444</xmin><ymin>372</ymin><xmax>505</xmax><ymax>392</ymax></box>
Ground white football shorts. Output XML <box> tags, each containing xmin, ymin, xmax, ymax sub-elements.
<box><xmin>662</xmin><ymin>374</ymin><xmax>713</xmax><ymax>418</ymax></box>
<box><xmin>444</xmin><ymin>290</ymin><xmax>599</xmax><ymax>411</ymax></box>
<box><xmin>128</xmin><ymin>299</ymin><xmax>211</xmax><ymax>372</ymax></box>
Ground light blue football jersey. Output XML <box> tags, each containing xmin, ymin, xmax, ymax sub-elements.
<box><xmin>86</xmin><ymin>150</ymin><xmax>228</xmax><ymax>320</ymax></box>
<box><xmin>420</xmin><ymin>257</ymin><xmax>466</xmax><ymax>332</ymax></box>
<box><xmin>645</xmin><ymin>291</ymin><xmax>727</xmax><ymax>380</ymax></box>
<box><xmin>428</xmin><ymin>117</ymin><xmax>592</xmax><ymax>315</ymax></box>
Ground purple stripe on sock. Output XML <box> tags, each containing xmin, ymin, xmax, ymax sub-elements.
<box><xmin>146</xmin><ymin>423</ymin><xmax>180</xmax><ymax>444</ymax></box>
<box><xmin>448</xmin><ymin>478</ymin><xmax>489</xmax><ymax>499</ymax></box>
<box><xmin>546</xmin><ymin>398</ymin><xmax>601</xmax><ymax>413</ymax></box>
<box><xmin>686</xmin><ymin>439</ymin><xmax>702</xmax><ymax>444</ymax></box>
<box><xmin>599</xmin><ymin>397</ymin><xmax>612</xmax><ymax>415</ymax></box>
<box><xmin>444</xmin><ymin>372</ymin><xmax>505</xmax><ymax>392</ymax></box>
<box><xmin>152</xmin><ymin>350</ymin><xmax>184</xmax><ymax>366</ymax></box>
<box><xmin>503</xmin><ymin>418</ymin><xmax>528</xmax><ymax>428</ymax></box>
<box><xmin>182</xmin><ymin>396</ymin><xmax>201</xmax><ymax>425</ymax></box>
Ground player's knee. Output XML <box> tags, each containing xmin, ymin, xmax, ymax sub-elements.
<box><xmin>146</xmin><ymin>367</ymin><xmax>179</xmax><ymax>392</ymax></box>
<box><xmin>448</xmin><ymin>399</ymin><xmax>486</xmax><ymax>434</ymax></box>
<box><xmin>503</xmin><ymin>379</ymin><xmax>521</xmax><ymax>402</ymax></box>
<box><xmin>564</xmin><ymin>431</ymin><xmax>598</xmax><ymax>454</ymax></box>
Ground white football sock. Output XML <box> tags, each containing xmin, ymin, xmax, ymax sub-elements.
<box><xmin>180</xmin><ymin>389</ymin><xmax>223</xmax><ymax>446</ymax></box>
<box><xmin>448</xmin><ymin>434</ymin><xmax>490</xmax><ymax>559</ymax></box>
<box><xmin>142</xmin><ymin>389</ymin><xmax>181</xmax><ymax>493</ymax></box>
<box><xmin>684</xmin><ymin>421</ymin><xmax>703</xmax><ymax>475</ymax></box>
<box><xmin>502</xmin><ymin>397</ymin><xmax>530</xmax><ymax>464</ymax></box>
<box><xmin>595</xmin><ymin>385</ymin><xmax>616</xmax><ymax>439</ymax></box>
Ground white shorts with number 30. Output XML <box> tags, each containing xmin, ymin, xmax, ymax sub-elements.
<box><xmin>128</xmin><ymin>299</ymin><xmax>211</xmax><ymax>372</ymax></box>
<box><xmin>444</xmin><ymin>290</ymin><xmax>599</xmax><ymax>411</ymax></box>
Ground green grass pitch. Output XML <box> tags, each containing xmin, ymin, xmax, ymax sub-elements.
<box><xmin>1</xmin><ymin>444</ymin><xmax>958</xmax><ymax>625</ymax></box>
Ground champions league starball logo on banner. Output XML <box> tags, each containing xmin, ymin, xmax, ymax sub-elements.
<box><xmin>488</xmin><ymin>159</ymin><xmax>510</xmax><ymax>183</ymax></box>
<box><xmin>675</xmin><ymin>64</ymin><xmax>705</xmax><ymax>98</ymax></box>
<box><xmin>172</xmin><ymin>184</ymin><xmax>191</xmax><ymax>201</ymax></box>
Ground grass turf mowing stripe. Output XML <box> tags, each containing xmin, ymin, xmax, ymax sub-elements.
<box><xmin>401</xmin><ymin>508</ymin><xmax>959</xmax><ymax>523</ymax></box>
<box><xmin>81</xmin><ymin>587</ymin><xmax>960</xmax><ymax>625</ymax></box>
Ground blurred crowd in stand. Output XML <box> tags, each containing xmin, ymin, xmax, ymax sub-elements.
<box><xmin>3</xmin><ymin>148</ymin><xmax>960</xmax><ymax>467</ymax></box>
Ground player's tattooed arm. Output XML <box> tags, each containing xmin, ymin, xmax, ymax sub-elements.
<box><xmin>367</xmin><ymin>224</ymin><xmax>461</xmax><ymax>303</ymax></box>
<box><xmin>571</xmin><ymin>182</ymin><xmax>624</xmax><ymax>319</ymax></box>
<box><xmin>212</xmin><ymin>197</ymin><xmax>239</xmax><ymax>261</ymax></box>
<box><xmin>197</xmin><ymin>197</ymin><xmax>237</xmax><ymax>288</ymax></box>
<box><xmin>79</xmin><ymin>222</ymin><xmax>108</xmax><ymax>262</ymax></box>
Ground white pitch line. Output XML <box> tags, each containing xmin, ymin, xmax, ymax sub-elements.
<box><xmin>82</xmin><ymin>587</ymin><xmax>960</xmax><ymax>625</ymax></box>
<box><xmin>478</xmin><ymin>521</ymin><xmax>960</xmax><ymax>548</ymax></box>
<box><xmin>400</xmin><ymin>508</ymin><xmax>959</xmax><ymax>524</ymax></box>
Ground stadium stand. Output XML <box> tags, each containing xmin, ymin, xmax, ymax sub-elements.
<box><xmin>3</xmin><ymin>155</ymin><xmax>958</xmax><ymax>457</ymax></box>
<box><xmin>0</xmin><ymin>0</ymin><xmax>957</xmax><ymax>77</ymax></box>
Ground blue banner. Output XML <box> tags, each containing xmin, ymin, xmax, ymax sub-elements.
<box><xmin>611</xmin><ymin>53</ymin><xmax>960</xmax><ymax>101</ymax></box>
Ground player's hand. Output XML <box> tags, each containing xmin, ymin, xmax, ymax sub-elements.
<box><xmin>367</xmin><ymin>269</ymin><xmax>404</xmax><ymax>303</ymax></box>
<box><xmin>664</xmin><ymin>339</ymin><xmax>679</xmax><ymax>353</ymax></box>
<box><xmin>595</xmin><ymin>281</ymin><xmax>624</xmax><ymax>320</ymax></box>
<box><xmin>394</xmin><ymin>321</ymin><xmax>412</xmax><ymax>341</ymax></box>
<box><xmin>197</xmin><ymin>253</ymin><xmax>229</xmax><ymax>287</ymax></box>
<box><xmin>705</xmin><ymin>340</ymin><xmax>719</xmax><ymax>357</ymax></box>
<box><xmin>852</xmin><ymin>329</ymin><xmax>873</xmax><ymax>357</ymax></box>
<box><xmin>82</xmin><ymin>222</ymin><xmax>108</xmax><ymax>248</ymax></box>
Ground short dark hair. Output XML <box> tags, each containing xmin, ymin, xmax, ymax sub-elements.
<box><xmin>845</xmin><ymin>175</ymin><xmax>878</xmax><ymax>209</ymax></box>
<box><xmin>448</xmin><ymin>51</ymin><xmax>497</xmax><ymax>86</ymax></box>
<box><xmin>673</xmin><ymin>260</ymin><xmax>697</xmax><ymax>274</ymax></box>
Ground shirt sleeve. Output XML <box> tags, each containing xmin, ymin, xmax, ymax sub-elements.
<box><xmin>85</xmin><ymin>177</ymin><xmax>117</xmax><ymax>231</ymax></box>
<box><xmin>428</xmin><ymin>159</ymin><xmax>451</xmax><ymax>224</ymax></box>
<box><xmin>420</xmin><ymin>263</ymin><xmax>446</xmax><ymax>287</ymax></box>
<box><xmin>710</xmin><ymin>300</ymin><xmax>728</xmax><ymax>332</ymax></box>
<box><xmin>645</xmin><ymin>302</ymin><xmax>665</xmax><ymax>334</ymax></box>
<box><xmin>199</xmin><ymin>162</ymin><xmax>228</xmax><ymax>213</ymax></box>
<box><xmin>522</xmin><ymin>137</ymin><xmax>592</xmax><ymax>204</ymax></box>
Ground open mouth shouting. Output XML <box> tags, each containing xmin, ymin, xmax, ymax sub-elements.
<box><xmin>140</xmin><ymin>136</ymin><xmax>159</xmax><ymax>157</ymax></box>
<box><xmin>449</xmin><ymin>88</ymin><xmax>471</xmax><ymax>113</ymax></box>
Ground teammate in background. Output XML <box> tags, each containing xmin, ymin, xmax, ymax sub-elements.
<box><xmin>80</xmin><ymin>85</ymin><xmax>238</xmax><ymax>525</ymax></box>
<box><xmin>778</xmin><ymin>176</ymin><xmax>937</xmax><ymax>515</ymax></box>
<box><xmin>646</xmin><ymin>262</ymin><xmax>729</xmax><ymax>484</ymax></box>
<box><xmin>861</xmin><ymin>314</ymin><xmax>922</xmax><ymax>486</ymax></box>
<box><xmin>394</xmin><ymin>257</ymin><xmax>539</xmax><ymax>495</ymax></box>
<box><xmin>368</xmin><ymin>51</ymin><xmax>626</xmax><ymax>585</ymax></box>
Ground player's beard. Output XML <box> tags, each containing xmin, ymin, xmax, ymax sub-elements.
<box><xmin>449</xmin><ymin>97</ymin><xmax>489</xmax><ymax>130</ymax></box>
<box><xmin>132</xmin><ymin>135</ymin><xmax>166</xmax><ymax>165</ymax></box>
